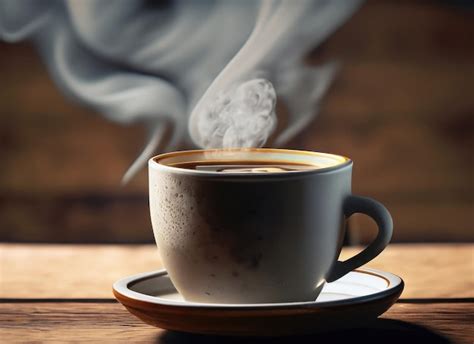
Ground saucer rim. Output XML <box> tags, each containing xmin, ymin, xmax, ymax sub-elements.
<box><xmin>113</xmin><ymin>267</ymin><xmax>404</xmax><ymax>310</ymax></box>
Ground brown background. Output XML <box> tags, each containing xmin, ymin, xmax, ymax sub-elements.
<box><xmin>0</xmin><ymin>0</ymin><xmax>473</xmax><ymax>244</ymax></box>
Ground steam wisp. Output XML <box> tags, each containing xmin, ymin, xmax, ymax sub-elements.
<box><xmin>0</xmin><ymin>0</ymin><xmax>362</xmax><ymax>182</ymax></box>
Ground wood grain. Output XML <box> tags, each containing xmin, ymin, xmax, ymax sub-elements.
<box><xmin>0</xmin><ymin>303</ymin><xmax>472</xmax><ymax>343</ymax></box>
<box><xmin>0</xmin><ymin>194</ymin><xmax>472</xmax><ymax>244</ymax></box>
<box><xmin>1</xmin><ymin>244</ymin><xmax>472</xmax><ymax>299</ymax></box>
<box><xmin>0</xmin><ymin>244</ymin><xmax>163</xmax><ymax>298</ymax></box>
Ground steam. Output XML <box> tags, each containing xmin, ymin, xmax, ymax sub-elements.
<box><xmin>0</xmin><ymin>0</ymin><xmax>362</xmax><ymax>182</ymax></box>
<box><xmin>197</xmin><ymin>78</ymin><xmax>277</xmax><ymax>148</ymax></box>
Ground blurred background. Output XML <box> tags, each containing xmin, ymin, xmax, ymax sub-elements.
<box><xmin>0</xmin><ymin>0</ymin><xmax>472</xmax><ymax>244</ymax></box>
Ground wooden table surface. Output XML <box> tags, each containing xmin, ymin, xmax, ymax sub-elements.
<box><xmin>1</xmin><ymin>243</ymin><xmax>473</xmax><ymax>343</ymax></box>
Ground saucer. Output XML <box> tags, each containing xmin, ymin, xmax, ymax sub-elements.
<box><xmin>113</xmin><ymin>267</ymin><xmax>404</xmax><ymax>336</ymax></box>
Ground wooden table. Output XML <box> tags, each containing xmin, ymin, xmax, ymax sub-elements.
<box><xmin>1</xmin><ymin>244</ymin><xmax>473</xmax><ymax>343</ymax></box>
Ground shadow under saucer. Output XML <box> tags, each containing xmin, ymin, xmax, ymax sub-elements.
<box><xmin>155</xmin><ymin>319</ymin><xmax>451</xmax><ymax>344</ymax></box>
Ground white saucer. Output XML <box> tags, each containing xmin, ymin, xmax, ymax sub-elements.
<box><xmin>113</xmin><ymin>267</ymin><xmax>404</xmax><ymax>336</ymax></box>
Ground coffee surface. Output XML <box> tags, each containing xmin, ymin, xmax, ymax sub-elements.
<box><xmin>171</xmin><ymin>160</ymin><xmax>318</xmax><ymax>173</ymax></box>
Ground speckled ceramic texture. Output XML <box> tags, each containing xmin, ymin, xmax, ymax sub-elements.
<box><xmin>148</xmin><ymin>149</ymin><xmax>392</xmax><ymax>303</ymax></box>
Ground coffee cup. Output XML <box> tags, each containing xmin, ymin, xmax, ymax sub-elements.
<box><xmin>148</xmin><ymin>148</ymin><xmax>392</xmax><ymax>304</ymax></box>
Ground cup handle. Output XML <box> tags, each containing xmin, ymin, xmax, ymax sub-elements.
<box><xmin>326</xmin><ymin>195</ymin><xmax>393</xmax><ymax>283</ymax></box>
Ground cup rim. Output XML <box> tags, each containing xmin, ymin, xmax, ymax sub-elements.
<box><xmin>149</xmin><ymin>148</ymin><xmax>352</xmax><ymax>176</ymax></box>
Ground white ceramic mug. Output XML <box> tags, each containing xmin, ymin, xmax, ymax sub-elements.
<box><xmin>149</xmin><ymin>149</ymin><xmax>392</xmax><ymax>304</ymax></box>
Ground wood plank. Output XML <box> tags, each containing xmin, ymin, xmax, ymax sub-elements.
<box><xmin>300</xmin><ymin>112</ymin><xmax>474</xmax><ymax>197</ymax></box>
<box><xmin>0</xmin><ymin>244</ymin><xmax>163</xmax><ymax>299</ymax></box>
<box><xmin>0</xmin><ymin>193</ymin><xmax>153</xmax><ymax>243</ymax></box>
<box><xmin>340</xmin><ymin>244</ymin><xmax>474</xmax><ymax>299</ymax></box>
<box><xmin>2</xmin><ymin>67</ymin><xmax>473</xmax><ymax>243</ymax></box>
<box><xmin>348</xmin><ymin>202</ymin><xmax>474</xmax><ymax>243</ymax></box>
<box><xmin>0</xmin><ymin>303</ymin><xmax>158</xmax><ymax>343</ymax></box>
<box><xmin>0</xmin><ymin>0</ymin><xmax>473</xmax><ymax>244</ymax></box>
<box><xmin>1</xmin><ymin>244</ymin><xmax>472</xmax><ymax>299</ymax></box>
<box><xmin>0</xmin><ymin>42</ymin><xmax>148</xmax><ymax>194</ymax></box>
<box><xmin>311</xmin><ymin>0</ymin><xmax>474</xmax><ymax>62</ymax></box>
<box><xmin>0</xmin><ymin>303</ymin><xmax>472</xmax><ymax>343</ymax></box>
<box><xmin>1</xmin><ymin>194</ymin><xmax>472</xmax><ymax>243</ymax></box>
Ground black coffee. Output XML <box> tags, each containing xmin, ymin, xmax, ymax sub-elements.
<box><xmin>172</xmin><ymin>160</ymin><xmax>318</xmax><ymax>172</ymax></box>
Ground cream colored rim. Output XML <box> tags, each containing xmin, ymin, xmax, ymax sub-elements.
<box><xmin>149</xmin><ymin>148</ymin><xmax>351</xmax><ymax>176</ymax></box>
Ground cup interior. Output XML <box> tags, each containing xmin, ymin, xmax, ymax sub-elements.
<box><xmin>152</xmin><ymin>148</ymin><xmax>349</xmax><ymax>173</ymax></box>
